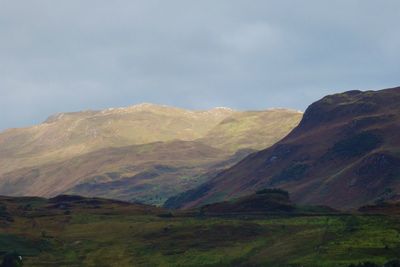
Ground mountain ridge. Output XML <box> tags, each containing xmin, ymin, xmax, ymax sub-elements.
<box><xmin>166</xmin><ymin>86</ymin><xmax>400</xmax><ymax>209</ymax></box>
<box><xmin>0</xmin><ymin>103</ymin><xmax>302</xmax><ymax>175</ymax></box>
<box><xmin>0</xmin><ymin>103</ymin><xmax>302</xmax><ymax>205</ymax></box>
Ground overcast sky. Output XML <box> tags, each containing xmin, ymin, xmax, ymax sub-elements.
<box><xmin>1</xmin><ymin>0</ymin><xmax>399</xmax><ymax>130</ymax></box>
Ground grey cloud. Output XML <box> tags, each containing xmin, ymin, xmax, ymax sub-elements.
<box><xmin>1</xmin><ymin>0</ymin><xmax>399</xmax><ymax>130</ymax></box>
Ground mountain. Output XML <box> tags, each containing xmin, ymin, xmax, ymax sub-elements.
<box><xmin>0</xmin><ymin>104</ymin><xmax>302</xmax><ymax>205</ymax></box>
<box><xmin>0</xmin><ymin>104</ymin><xmax>235</xmax><ymax>176</ymax></box>
<box><xmin>167</xmin><ymin>87</ymin><xmax>400</xmax><ymax>209</ymax></box>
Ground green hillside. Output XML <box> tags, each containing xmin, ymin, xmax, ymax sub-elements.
<box><xmin>200</xmin><ymin>109</ymin><xmax>302</xmax><ymax>152</ymax></box>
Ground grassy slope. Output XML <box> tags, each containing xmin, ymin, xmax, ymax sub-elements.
<box><xmin>200</xmin><ymin>109</ymin><xmax>302</xmax><ymax>152</ymax></box>
<box><xmin>0</xmin><ymin>105</ymin><xmax>301</xmax><ymax>176</ymax></box>
<box><xmin>0</xmin><ymin>104</ymin><xmax>235</xmax><ymax>176</ymax></box>
<box><xmin>0</xmin><ymin>105</ymin><xmax>301</xmax><ymax>205</ymax></box>
<box><xmin>0</xmin><ymin>196</ymin><xmax>400</xmax><ymax>267</ymax></box>
<box><xmin>171</xmin><ymin>87</ymin><xmax>400</xmax><ymax>209</ymax></box>
<box><xmin>0</xmin><ymin>141</ymin><xmax>231</xmax><ymax>204</ymax></box>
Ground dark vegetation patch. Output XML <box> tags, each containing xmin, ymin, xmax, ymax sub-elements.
<box><xmin>295</xmin><ymin>205</ymin><xmax>338</xmax><ymax>214</ymax></box>
<box><xmin>374</xmin><ymin>188</ymin><xmax>397</xmax><ymax>205</ymax></box>
<box><xmin>356</xmin><ymin>153</ymin><xmax>400</xmax><ymax>179</ymax></box>
<box><xmin>348</xmin><ymin>259</ymin><xmax>400</xmax><ymax>267</ymax></box>
<box><xmin>49</xmin><ymin>195</ymin><xmax>86</xmax><ymax>203</ymax></box>
<box><xmin>0</xmin><ymin>234</ymin><xmax>49</xmax><ymax>257</ymax></box>
<box><xmin>163</xmin><ymin>183</ymin><xmax>213</xmax><ymax>209</ymax></box>
<box><xmin>142</xmin><ymin>223</ymin><xmax>264</xmax><ymax>253</ymax></box>
<box><xmin>270</xmin><ymin>163</ymin><xmax>310</xmax><ymax>184</ymax></box>
<box><xmin>347</xmin><ymin>114</ymin><xmax>395</xmax><ymax>132</ymax></box>
<box><xmin>330</xmin><ymin>102</ymin><xmax>378</xmax><ymax>119</ymax></box>
<box><xmin>347</xmin><ymin>153</ymin><xmax>400</xmax><ymax>192</ymax></box>
<box><xmin>199</xmin><ymin>189</ymin><xmax>294</xmax><ymax>214</ymax></box>
<box><xmin>329</xmin><ymin>131</ymin><xmax>382</xmax><ymax>158</ymax></box>
<box><xmin>47</xmin><ymin>202</ymin><xmax>73</xmax><ymax>210</ymax></box>
<box><xmin>48</xmin><ymin>194</ymin><xmax>130</xmax><ymax>210</ymax></box>
<box><xmin>1</xmin><ymin>251</ymin><xmax>23</xmax><ymax>267</ymax></box>
<box><xmin>256</xmin><ymin>188</ymin><xmax>289</xmax><ymax>197</ymax></box>
<box><xmin>0</xmin><ymin>205</ymin><xmax>12</xmax><ymax>222</ymax></box>
<box><xmin>10</xmin><ymin>197</ymin><xmax>47</xmax><ymax>208</ymax></box>
<box><xmin>358</xmin><ymin>201</ymin><xmax>400</xmax><ymax>214</ymax></box>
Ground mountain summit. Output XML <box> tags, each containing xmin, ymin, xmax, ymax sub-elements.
<box><xmin>0</xmin><ymin>103</ymin><xmax>302</xmax><ymax>205</ymax></box>
<box><xmin>166</xmin><ymin>87</ymin><xmax>400</xmax><ymax>209</ymax></box>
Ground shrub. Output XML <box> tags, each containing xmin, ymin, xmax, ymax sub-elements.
<box><xmin>384</xmin><ymin>259</ymin><xmax>400</xmax><ymax>267</ymax></box>
<box><xmin>1</xmin><ymin>251</ymin><xmax>23</xmax><ymax>267</ymax></box>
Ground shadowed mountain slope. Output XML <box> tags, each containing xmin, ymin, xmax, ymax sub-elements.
<box><xmin>168</xmin><ymin>87</ymin><xmax>400</xmax><ymax>209</ymax></box>
<box><xmin>195</xmin><ymin>188</ymin><xmax>337</xmax><ymax>216</ymax></box>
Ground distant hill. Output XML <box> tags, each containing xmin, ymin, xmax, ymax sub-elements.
<box><xmin>0</xmin><ymin>104</ymin><xmax>235</xmax><ymax>176</ymax></box>
<box><xmin>0</xmin><ymin>104</ymin><xmax>301</xmax><ymax>205</ymax></box>
<box><xmin>168</xmin><ymin>87</ymin><xmax>400</xmax><ymax>209</ymax></box>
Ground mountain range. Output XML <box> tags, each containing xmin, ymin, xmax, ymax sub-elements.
<box><xmin>0</xmin><ymin>104</ymin><xmax>302</xmax><ymax>205</ymax></box>
<box><xmin>2</xmin><ymin>86</ymin><xmax>399</xmax><ymax>210</ymax></box>
<box><xmin>166</xmin><ymin>87</ymin><xmax>400</xmax><ymax>210</ymax></box>
<box><xmin>2</xmin><ymin>86</ymin><xmax>400</xmax><ymax>266</ymax></box>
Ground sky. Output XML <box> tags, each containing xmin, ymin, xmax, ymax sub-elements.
<box><xmin>1</xmin><ymin>0</ymin><xmax>399</xmax><ymax>131</ymax></box>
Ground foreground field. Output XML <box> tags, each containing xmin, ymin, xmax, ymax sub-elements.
<box><xmin>0</xmin><ymin>195</ymin><xmax>400</xmax><ymax>267</ymax></box>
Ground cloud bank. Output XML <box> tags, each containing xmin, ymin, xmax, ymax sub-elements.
<box><xmin>1</xmin><ymin>0</ymin><xmax>399</xmax><ymax>130</ymax></box>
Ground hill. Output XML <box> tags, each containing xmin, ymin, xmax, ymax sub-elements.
<box><xmin>168</xmin><ymin>87</ymin><xmax>400</xmax><ymax>209</ymax></box>
<box><xmin>0</xmin><ymin>104</ymin><xmax>301</xmax><ymax>205</ymax></box>
<box><xmin>0</xmin><ymin>104</ymin><xmax>235</xmax><ymax>176</ymax></box>
<box><xmin>0</xmin><ymin>141</ymin><xmax>233</xmax><ymax>205</ymax></box>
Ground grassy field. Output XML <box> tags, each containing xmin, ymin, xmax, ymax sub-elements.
<box><xmin>0</xmin><ymin>196</ymin><xmax>400</xmax><ymax>267</ymax></box>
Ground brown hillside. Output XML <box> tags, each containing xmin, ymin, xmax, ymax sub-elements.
<box><xmin>169</xmin><ymin>87</ymin><xmax>400</xmax><ymax>209</ymax></box>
